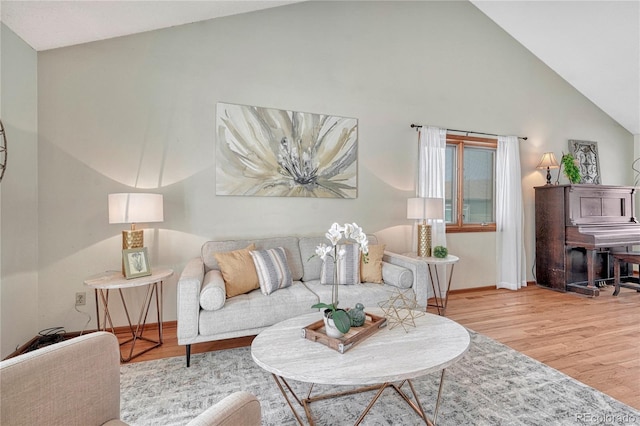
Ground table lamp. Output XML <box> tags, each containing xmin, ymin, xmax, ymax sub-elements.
<box><xmin>407</xmin><ymin>197</ymin><xmax>444</xmax><ymax>257</ymax></box>
<box><xmin>536</xmin><ymin>152</ymin><xmax>559</xmax><ymax>185</ymax></box>
<box><xmin>108</xmin><ymin>193</ymin><xmax>164</xmax><ymax>250</ymax></box>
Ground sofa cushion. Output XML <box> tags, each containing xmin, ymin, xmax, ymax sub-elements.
<box><xmin>304</xmin><ymin>280</ymin><xmax>402</xmax><ymax>310</ymax></box>
<box><xmin>361</xmin><ymin>244</ymin><xmax>384</xmax><ymax>284</ymax></box>
<box><xmin>320</xmin><ymin>243</ymin><xmax>360</xmax><ymax>285</ymax></box>
<box><xmin>250</xmin><ymin>247</ymin><xmax>293</xmax><ymax>295</ymax></box>
<box><xmin>203</xmin><ymin>240</ymin><xmax>250</xmax><ymax>270</ymax></box>
<box><xmin>299</xmin><ymin>236</ymin><xmax>328</xmax><ymax>282</ymax></box>
<box><xmin>200</xmin><ymin>270</ymin><xmax>226</xmax><ymax>311</ymax></box>
<box><xmin>214</xmin><ymin>244</ymin><xmax>260</xmax><ymax>298</ymax></box>
<box><xmin>203</xmin><ymin>237</ymin><xmax>303</xmax><ymax>281</ymax></box>
<box><xmin>300</xmin><ymin>234</ymin><xmax>379</xmax><ymax>282</ymax></box>
<box><xmin>198</xmin><ymin>283</ymin><xmax>318</xmax><ymax>337</ymax></box>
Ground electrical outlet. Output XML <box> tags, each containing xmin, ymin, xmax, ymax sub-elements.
<box><xmin>75</xmin><ymin>292</ymin><xmax>86</xmax><ymax>306</ymax></box>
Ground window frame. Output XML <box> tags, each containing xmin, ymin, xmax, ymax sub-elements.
<box><xmin>446</xmin><ymin>134</ymin><xmax>497</xmax><ymax>233</ymax></box>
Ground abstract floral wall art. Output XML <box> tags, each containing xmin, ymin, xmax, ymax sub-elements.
<box><xmin>216</xmin><ymin>103</ymin><xmax>358</xmax><ymax>198</ymax></box>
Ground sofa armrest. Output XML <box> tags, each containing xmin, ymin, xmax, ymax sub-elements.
<box><xmin>177</xmin><ymin>257</ymin><xmax>206</xmax><ymax>343</ymax></box>
<box><xmin>185</xmin><ymin>391</ymin><xmax>261</xmax><ymax>426</ymax></box>
<box><xmin>382</xmin><ymin>251</ymin><xmax>429</xmax><ymax>308</ymax></box>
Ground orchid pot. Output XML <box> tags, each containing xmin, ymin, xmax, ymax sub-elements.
<box><xmin>321</xmin><ymin>308</ymin><xmax>350</xmax><ymax>338</ymax></box>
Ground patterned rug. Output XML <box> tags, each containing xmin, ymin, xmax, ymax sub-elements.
<box><xmin>120</xmin><ymin>331</ymin><xmax>640</xmax><ymax>425</ymax></box>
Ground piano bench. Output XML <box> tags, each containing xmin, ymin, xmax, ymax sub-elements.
<box><xmin>612</xmin><ymin>252</ymin><xmax>640</xmax><ymax>296</ymax></box>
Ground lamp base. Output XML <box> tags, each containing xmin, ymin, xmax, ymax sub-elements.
<box><xmin>122</xmin><ymin>230</ymin><xmax>143</xmax><ymax>275</ymax></box>
<box><xmin>122</xmin><ymin>229</ymin><xmax>144</xmax><ymax>250</ymax></box>
<box><xmin>545</xmin><ymin>167</ymin><xmax>553</xmax><ymax>185</ymax></box>
<box><xmin>417</xmin><ymin>223</ymin><xmax>432</xmax><ymax>257</ymax></box>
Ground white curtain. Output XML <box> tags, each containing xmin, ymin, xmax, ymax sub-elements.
<box><xmin>417</xmin><ymin>127</ymin><xmax>447</xmax><ymax>246</ymax></box>
<box><xmin>416</xmin><ymin>127</ymin><xmax>447</xmax><ymax>297</ymax></box>
<box><xmin>496</xmin><ymin>135</ymin><xmax>527</xmax><ymax>290</ymax></box>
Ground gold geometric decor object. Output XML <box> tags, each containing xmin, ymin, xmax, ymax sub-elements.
<box><xmin>378</xmin><ymin>289</ymin><xmax>425</xmax><ymax>333</ymax></box>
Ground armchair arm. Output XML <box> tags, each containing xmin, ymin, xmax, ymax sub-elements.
<box><xmin>382</xmin><ymin>251</ymin><xmax>430</xmax><ymax>308</ymax></box>
<box><xmin>185</xmin><ymin>391</ymin><xmax>261</xmax><ymax>426</ymax></box>
<box><xmin>177</xmin><ymin>257</ymin><xmax>206</xmax><ymax>343</ymax></box>
<box><xmin>0</xmin><ymin>332</ymin><xmax>120</xmax><ymax>425</ymax></box>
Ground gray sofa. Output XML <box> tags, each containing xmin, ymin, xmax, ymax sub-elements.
<box><xmin>177</xmin><ymin>235</ymin><xmax>428</xmax><ymax>366</ymax></box>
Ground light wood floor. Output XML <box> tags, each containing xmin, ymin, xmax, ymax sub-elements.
<box><xmin>117</xmin><ymin>284</ymin><xmax>640</xmax><ymax>410</ymax></box>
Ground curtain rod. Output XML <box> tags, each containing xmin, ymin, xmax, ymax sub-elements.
<box><xmin>410</xmin><ymin>124</ymin><xmax>528</xmax><ymax>141</ymax></box>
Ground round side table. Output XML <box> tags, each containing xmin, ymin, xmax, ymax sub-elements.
<box><xmin>84</xmin><ymin>268</ymin><xmax>173</xmax><ymax>362</ymax></box>
<box><xmin>403</xmin><ymin>254</ymin><xmax>459</xmax><ymax>315</ymax></box>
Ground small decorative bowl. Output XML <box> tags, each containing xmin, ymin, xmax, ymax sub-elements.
<box><xmin>433</xmin><ymin>246</ymin><xmax>448</xmax><ymax>258</ymax></box>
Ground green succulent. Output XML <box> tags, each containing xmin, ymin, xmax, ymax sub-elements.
<box><xmin>433</xmin><ymin>246</ymin><xmax>448</xmax><ymax>258</ymax></box>
<box><xmin>561</xmin><ymin>153</ymin><xmax>581</xmax><ymax>184</ymax></box>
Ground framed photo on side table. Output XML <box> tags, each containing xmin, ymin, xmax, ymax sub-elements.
<box><xmin>123</xmin><ymin>247</ymin><xmax>151</xmax><ymax>279</ymax></box>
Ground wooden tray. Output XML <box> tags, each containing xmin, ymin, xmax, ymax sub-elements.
<box><xmin>301</xmin><ymin>312</ymin><xmax>387</xmax><ymax>353</ymax></box>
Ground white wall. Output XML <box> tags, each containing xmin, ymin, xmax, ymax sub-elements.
<box><xmin>1</xmin><ymin>24</ymin><xmax>39</xmax><ymax>358</ymax></box>
<box><xmin>32</xmin><ymin>1</ymin><xmax>634</xmax><ymax>335</ymax></box>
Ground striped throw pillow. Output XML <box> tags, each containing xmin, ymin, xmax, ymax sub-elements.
<box><xmin>250</xmin><ymin>247</ymin><xmax>293</xmax><ymax>295</ymax></box>
<box><xmin>320</xmin><ymin>243</ymin><xmax>360</xmax><ymax>285</ymax></box>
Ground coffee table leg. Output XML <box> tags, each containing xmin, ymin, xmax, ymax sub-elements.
<box><xmin>271</xmin><ymin>374</ymin><xmax>308</xmax><ymax>426</ymax></box>
<box><xmin>432</xmin><ymin>369</ymin><xmax>447</xmax><ymax>425</ymax></box>
<box><xmin>353</xmin><ymin>384</ymin><xmax>388</xmax><ymax>425</ymax></box>
<box><xmin>272</xmin><ymin>372</ymin><xmax>447</xmax><ymax>426</ymax></box>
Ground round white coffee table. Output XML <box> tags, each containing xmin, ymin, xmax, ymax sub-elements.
<box><xmin>251</xmin><ymin>308</ymin><xmax>470</xmax><ymax>425</ymax></box>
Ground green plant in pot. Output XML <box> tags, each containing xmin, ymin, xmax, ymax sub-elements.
<box><xmin>311</xmin><ymin>222</ymin><xmax>369</xmax><ymax>337</ymax></box>
<box><xmin>433</xmin><ymin>245</ymin><xmax>448</xmax><ymax>259</ymax></box>
<box><xmin>559</xmin><ymin>153</ymin><xmax>581</xmax><ymax>184</ymax></box>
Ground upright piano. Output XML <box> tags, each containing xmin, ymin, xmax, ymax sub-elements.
<box><xmin>535</xmin><ymin>184</ymin><xmax>640</xmax><ymax>296</ymax></box>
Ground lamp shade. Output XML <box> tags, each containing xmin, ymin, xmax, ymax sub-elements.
<box><xmin>407</xmin><ymin>197</ymin><xmax>444</xmax><ymax>220</ymax></box>
<box><xmin>407</xmin><ymin>198</ymin><xmax>425</xmax><ymax>220</ymax></box>
<box><xmin>536</xmin><ymin>152</ymin><xmax>559</xmax><ymax>169</ymax></box>
<box><xmin>108</xmin><ymin>193</ymin><xmax>164</xmax><ymax>224</ymax></box>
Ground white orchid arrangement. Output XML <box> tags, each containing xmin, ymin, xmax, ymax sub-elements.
<box><xmin>311</xmin><ymin>222</ymin><xmax>369</xmax><ymax>333</ymax></box>
<box><xmin>314</xmin><ymin>222</ymin><xmax>369</xmax><ymax>262</ymax></box>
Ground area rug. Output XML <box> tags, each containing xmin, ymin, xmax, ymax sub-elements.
<box><xmin>120</xmin><ymin>331</ymin><xmax>640</xmax><ymax>425</ymax></box>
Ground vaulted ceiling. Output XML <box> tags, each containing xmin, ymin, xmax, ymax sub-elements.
<box><xmin>2</xmin><ymin>0</ymin><xmax>638</xmax><ymax>135</ymax></box>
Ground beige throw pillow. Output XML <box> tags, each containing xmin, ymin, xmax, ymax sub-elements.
<box><xmin>214</xmin><ymin>243</ymin><xmax>260</xmax><ymax>298</ymax></box>
<box><xmin>360</xmin><ymin>244</ymin><xmax>385</xmax><ymax>284</ymax></box>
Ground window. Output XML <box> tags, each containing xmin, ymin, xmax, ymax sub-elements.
<box><xmin>445</xmin><ymin>135</ymin><xmax>497</xmax><ymax>232</ymax></box>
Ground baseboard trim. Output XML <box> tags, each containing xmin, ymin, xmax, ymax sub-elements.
<box><xmin>448</xmin><ymin>281</ymin><xmax>537</xmax><ymax>295</ymax></box>
<box><xmin>96</xmin><ymin>320</ymin><xmax>178</xmax><ymax>335</ymax></box>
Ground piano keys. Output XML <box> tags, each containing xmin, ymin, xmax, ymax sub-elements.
<box><xmin>535</xmin><ymin>184</ymin><xmax>639</xmax><ymax>296</ymax></box>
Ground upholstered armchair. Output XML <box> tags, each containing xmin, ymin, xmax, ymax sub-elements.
<box><xmin>0</xmin><ymin>331</ymin><xmax>261</xmax><ymax>426</ymax></box>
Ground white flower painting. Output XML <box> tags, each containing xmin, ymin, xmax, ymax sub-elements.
<box><xmin>216</xmin><ymin>103</ymin><xmax>358</xmax><ymax>198</ymax></box>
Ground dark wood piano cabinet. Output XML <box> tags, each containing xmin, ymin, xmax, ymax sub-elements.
<box><xmin>535</xmin><ymin>184</ymin><xmax>638</xmax><ymax>296</ymax></box>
